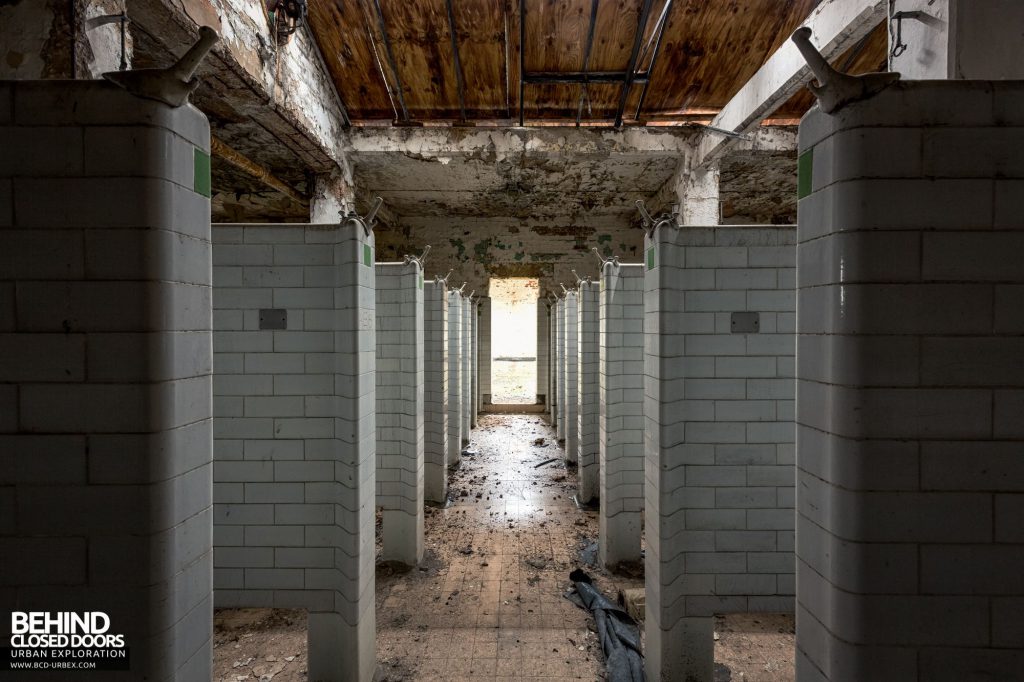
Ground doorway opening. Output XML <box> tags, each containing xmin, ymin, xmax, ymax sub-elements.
<box><xmin>489</xmin><ymin>277</ymin><xmax>538</xmax><ymax>404</ymax></box>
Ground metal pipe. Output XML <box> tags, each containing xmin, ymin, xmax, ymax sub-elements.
<box><xmin>614</xmin><ymin>0</ymin><xmax>655</xmax><ymax>128</ymax></box>
<box><xmin>445</xmin><ymin>0</ymin><xmax>468</xmax><ymax>123</ymax></box>
<box><xmin>210</xmin><ymin>136</ymin><xmax>308</xmax><ymax>205</ymax></box>
<box><xmin>524</xmin><ymin>71</ymin><xmax>649</xmax><ymax>84</ymax></box>
<box><xmin>370</xmin><ymin>0</ymin><xmax>411</xmax><ymax>122</ymax></box>
<box><xmin>634</xmin><ymin>0</ymin><xmax>672</xmax><ymax>120</ymax></box>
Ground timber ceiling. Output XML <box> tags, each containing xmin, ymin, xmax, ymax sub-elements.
<box><xmin>308</xmin><ymin>0</ymin><xmax>888</xmax><ymax>126</ymax></box>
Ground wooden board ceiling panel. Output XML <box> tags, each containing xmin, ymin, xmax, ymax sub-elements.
<box><xmin>524</xmin><ymin>0</ymin><xmax>590</xmax><ymax>72</ymax></box>
<box><xmin>452</xmin><ymin>0</ymin><xmax>509</xmax><ymax>118</ymax></box>
<box><xmin>375</xmin><ymin>0</ymin><xmax>460</xmax><ymax>117</ymax></box>
<box><xmin>641</xmin><ymin>0</ymin><xmax>820</xmax><ymax>115</ymax></box>
<box><xmin>308</xmin><ymin>0</ymin><xmax>887</xmax><ymax>124</ymax></box>
<box><xmin>308</xmin><ymin>0</ymin><xmax>394</xmax><ymax>119</ymax></box>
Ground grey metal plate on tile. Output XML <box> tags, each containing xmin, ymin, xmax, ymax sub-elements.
<box><xmin>731</xmin><ymin>312</ymin><xmax>759</xmax><ymax>333</ymax></box>
<box><xmin>259</xmin><ymin>309</ymin><xmax>287</xmax><ymax>330</ymax></box>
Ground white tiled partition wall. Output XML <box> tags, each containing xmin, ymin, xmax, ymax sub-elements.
<box><xmin>599</xmin><ymin>263</ymin><xmax>645</xmax><ymax>567</ymax></box>
<box><xmin>537</xmin><ymin>301</ymin><xmax>550</xmax><ymax>407</ymax></box>
<box><xmin>577</xmin><ymin>280</ymin><xmax>600</xmax><ymax>502</ymax></box>
<box><xmin>555</xmin><ymin>298</ymin><xmax>566</xmax><ymax>439</ymax></box>
<box><xmin>0</xmin><ymin>80</ymin><xmax>213</xmax><ymax>680</ymax></box>
<box><xmin>644</xmin><ymin>224</ymin><xmax>797</xmax><ymax>682</ymax></box>
<box><xmin>375</xmin><ymin>262</ymin><xmax>425</xmax><ymax>566</ymax></box>
<box><xmin>423</xmin><ymin>280</ymin><xmax>448</xmax><ymax>504</ymax></box>
<box><xmin>478</xmin><ymin>296</ymin><xmax>491</xmax><ymax>409</ymax></box>
<box><xmin>212</xmin><ymin>223</ymin><xmax>376</xmax><ymax>681</ymax></box>
<box><xmin>447</xmin><ymin>291</ymin><xmax>463</xmax><ymax>466</ymax></box>
<box><xmin>471</xmin><ymin>298</ymin><xmax>479</xmax><ymax>427</ymax></box>
<box><xmin>461</xmin><ymin>296</ymin><xmax>472</xmax><ymax>444</ymax></box>
<box><xmin>563</xmin><ymin>291</ymin><xmax>579</xmax><ymax>464</ymax></box>
<box><xmin>796</xmin><ymin>81</ymin><xmax>1024</xmax><ymax>682</ymax></box>
<box><xmin>549</xmin><ymin>302</ymin><xmax>558</xmax><ymax>424</ymax></box>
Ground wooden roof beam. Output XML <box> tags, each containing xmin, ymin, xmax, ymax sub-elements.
<box><xmin>694</xmin><ymin>0</ymin><xmax>887</xmax><ymax>168</ymax></box>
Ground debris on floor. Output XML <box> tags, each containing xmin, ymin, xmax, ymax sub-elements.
<box><xmin>212</xmin><ymin>415</ymin><xmax>794</xmax><ymax>681</ymax></box>
<box><xmin>566</xmin><ymin>568</ymin><xmax>644</xmax><ymax>682</ymax></box>
<box><xmin>619</xmin><ymin>588</ymin><xmax>646</xmax><ymax>622</ymax></box>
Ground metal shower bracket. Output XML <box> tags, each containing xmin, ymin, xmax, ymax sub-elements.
<box><xmin>404</xmin><ymin>244</ymin><xmax>431</xmax><ymax>268</ymax></box>
<box><xmin>342</xmin><ymin>196</ymin><xmax>384</xmax><ymax>237</ymax></box>
<box><xmin>636</xmin><ymin>199</ymin><xmax>680</xmax><ymax>238</ymax></box>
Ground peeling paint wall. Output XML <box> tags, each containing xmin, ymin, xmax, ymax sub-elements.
<box><xmin>0</xmin><ymin>0</ymin><xmax>131</xmax><ymax>79</ymax></box>
<box><xmin>720</xmin><ymin>151</ymin><xmax>798</xmax><ymax>225</ymax></box>
<box><xmin>375</xmin><ymin>217</ymin><xmax>643</xmax><ymax>296</ymax></box>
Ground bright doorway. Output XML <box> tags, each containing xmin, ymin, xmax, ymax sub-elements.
<box><xmin>489</xmin><ymin>278</ymin><xmax>538</xmax><ymax>404</ymax></box>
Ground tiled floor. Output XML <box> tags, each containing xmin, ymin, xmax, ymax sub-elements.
<box><xmin>376</xmin><ymin>414</ymin><xmax>615</xmax><ymax>681</ymax></box>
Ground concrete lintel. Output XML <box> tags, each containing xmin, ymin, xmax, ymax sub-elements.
<box><xmin>695</xmin><ymin>0</ymin><xmax>885</xmax><ymax>168</ymax></box>
<box><xmin>343</xmin><ymin>126</ymin><xmax>697</xmax><ymax>159</ymax></box>
<box><xmin>126</xmin><ymin>0</ymin><xmax>349</xmax><ymax>172</ymax></box>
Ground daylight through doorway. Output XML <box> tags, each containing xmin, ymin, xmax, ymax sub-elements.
<box><xmin>489</xmin><ymin>278</ymin><xmax>538</xmax><ymax>404</ymax></box>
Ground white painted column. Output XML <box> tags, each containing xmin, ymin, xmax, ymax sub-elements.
<box><xmin>796</xmin><ymin>80</ymin><xmax>1024</xmax><ymax>682</ymax></box>
<box><xmin>599</xmin><ymin>264</ymin><xmax>645</xmax><ymax>567</ymax></box>
<box><xmin>563</xmin><ymin>291</ymin><xmax>579</xmax><ymax>463</ymax></box>
<box><xmin>889</xmin><ymin>0</ymin><xmax>1024</xmax><ymax>79</ymax></box>
<box><xmin>375</xmin><ymin>262</ymin><xmax>424</xmax><ymax>566</ymax></box>
<box><xmin>423</xmin><ymin>280</ymin><xmax>448</xmax><ymax>504</ymax></box>
<box><xmin>555</xmin><ymin>299</ymin><xmax>566</xmax><ymax>440</ymax></box>
<box><xmin>644</xmin><ymin>224</ymin><xmax>797</xmax><ymax>682</ymax></box>
<box><xmin>447</xmin><ymin>292</ymin><xmax>463</xmax><ymax>467</ymax></box>
<box><xmin>212</xmin><ymin>221</ymin><xmax>377</xmax><ymax>682</ymax></box>
<box><xmin>537</xmin><ymin>299</ymin><xmax>550</xmax><ymax>407</ymax></box>
<box><xmin>461</xmin><ymin>297</ymin><xmax>472</xmax><ymax>444</ymax></box>
<box><xmin>0</xmin><ymin>80</ymin><xmax>212</xmax><ymax>680</ymax></box>
<box><xmin>577</xmin><ymin>280</ymin><xmax>600</xmax><ymax>503</ymax></box>
<box><xmin>678</xmin><ymin>163</ymin><xmax>721</xmax><ymax>226</ymax></box>
<box><xmin>479</xmin><ymin>296</ymin><xmax>491</xmax><ymax>410</ymax></box>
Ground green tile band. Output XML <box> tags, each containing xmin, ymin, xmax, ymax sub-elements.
<box><xmin>363</xmin><ymin>243</ymin><xmax>372</xmax><ymax>267</ymax></box>
<box><xmin>797</xmin><ymin>148</ymin><xmax>813</xmax><ymax>200</ymax></box>
<box><xmin>646</xmin><ymin>246</ymin><xmax>656</xmax><ymax>270</ymax></box>
<box><xmin>193</xmin><ymin>148</ymin><xmax>211</xmax><ymax>198</ymax></box>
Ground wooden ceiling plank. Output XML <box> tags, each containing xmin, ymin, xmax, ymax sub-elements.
<box><xmin>369</xmin><ymin>0</ymin><xmax>411</xmax><ymax>121</ymax></box>
<box><xmin>614</xmin><ymin>0</ymin><xmax>655</xmax><ymax>128</ymax></box>
<box><xmin>445</xmin><ymin>0</ymin><xmax>468</xmax><ymax>122</ymax></box>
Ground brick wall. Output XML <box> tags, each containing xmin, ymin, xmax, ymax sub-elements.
<box><xmin>644</xmin><ymin>224</ymin><xmax>796</xmax><ymax>681</ymax></box>
<box><xmin>423</xmin><ymin>280</ymin><xmax>448</xmax><ymax>503</ymax></box>
<box><xmin>796</xmin><ymin>80</ymin><xmax>1024</xmax><ymax>682</ymax></box>
<box><xmin>211</xmin><ymin>222</ymin><xmax>376</xmax><ymax>679</ymax></box>
<box><xmin>599</xmin><ymin>263</ymin><xmax>645</xmax><ymax>566</ymax></box>
<box><xmin>0</xmin><ymin>80</ymin><xmax>213</xmax><ymax>680</ymax></box>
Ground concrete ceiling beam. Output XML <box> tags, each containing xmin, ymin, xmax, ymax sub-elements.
<box><xmin>694</xmin><ymin>0</ymin><xmax>886</xmax><ymax>168</ymax></box>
